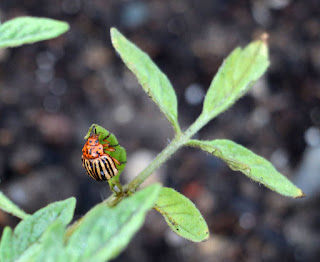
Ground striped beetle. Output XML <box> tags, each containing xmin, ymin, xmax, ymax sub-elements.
<box><xmin>81</xmin><ymin>132</ymin><xmax>121</xmax><ymax>181</ymax></box>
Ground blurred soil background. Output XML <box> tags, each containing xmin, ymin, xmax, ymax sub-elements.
<box><xmin>0</xmin><ymin>0</ymin><xmax>320</xmax><ymax>261</ymax></box>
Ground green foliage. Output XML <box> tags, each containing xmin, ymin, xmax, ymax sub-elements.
<box><xmin>155</xmin><ymin>187</ymin><xmax>209</xmax><ymax>242</ymax></box>
<box><xmin>0</xmin><ymin>25</ymin><xmax>305</xmax><ymax>261</ymax></box>
<box><xmin>202</xmin><ymin>34</ymin><xmax>269</xmax><ymax>120</ymax></box>
<box><xmin>0</xmin><ymin>186</ymin><xmax>159</xmax><ymax>262</ymax></box>
<box><xmin>0</xmin><ymin>227</ymin><xmax>13</xmax><ymax>262</ymax></box>
<box><xmin>108</xmin><ymin>28</ymin><xmax>303</xmax><ymax>244</ymax></box>
<box><xmin>30</xmin><ymin>221</ymin><xmax>67</xmax><ymax>262</ymax></box>
<box><xmin>0</xmin><ymin>191</ymin><xmax>28</xmax><ymax>219</ymax></box>
<box><xmin>0</xmin><ymin>16</ymin><xmax>69</xmax><ymax>48</ymax></box>
<box><xmin>187</xmin><ymin>139</ymin><xmax>305</xmax><ymax>198</ymax></box>
<box><xmin>65</xmin><ymin>184</ymin><xmax>161</xmax><ymax>262</ymax></box>
<box><xmin>0</xmin><ymin>198</ymin><xmax>75</xmax><ymax>261</ymax></box>
<box><xmin>110</xmin><ymin>28</ymin><xmax>181</xmax><ymax>134</ymax></box>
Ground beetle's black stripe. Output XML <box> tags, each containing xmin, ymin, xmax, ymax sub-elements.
<box><xmin>93</xmin><ymin>157</ymin><xmax>110</xmax><ymax>181</ymax></box>
<box><xmin>90</xmin><ymin>162</ymin><xmax>99</xmax><ymax>181</ymax></box>
<box><xmin>83</xmin><ymin>158</ymin><xmax>97</xmax><ymax>180</ymax></box>
<box><xmin>108</xmin><ymin>157</ymin><xmax>117</xmax><ymax>177</ymax></box>
<box><xmin>87</xmin><ymin>159</ymin><xmax>98</xmax><ymax>180</ymax></box>
<box><xmin>103</xmin><ymin>156</ymin><xmax>114</xmax><ymax>178</ymax></box>
<box><xmin>82</xmin><ymin>155</ymin><xmax>118</xmax><ymax>182</ymax></box>
<box><xmin>98</xmin><ymin>158</ymin><xmax>109</xmax><ymax>180</ymax></box>
<box><xmin>96</xmin><ymin>159</ymin><xmax>106</xmax><ymax>180</ymax></box>
<box><xmin>104</xmin><ymin>155</ymin><xmax>118</xmax><ymax>179</ymax></box>
<box><xmin>101</xmin><ymin>158</ymin><xmax>112</xmax><ymax>180</ymax></box>
<box><xmin>110</xmin><ymin>157</ymin><xmax>118</xmax><ymax>176</ymax></box>
<box><xmin>92</xmin><ymin>159</ymin><xmax>99</xmax><ymax>180</ymax></box>
<box><xmin>97</xmin><ymin>158</ymin><xmax>108</xmax><ymax>181</ymax></box>
<box><xmin>102</xmin><ymin>156</ymin><xmax>113</xmax><ymax>180</ymax></box>
<box><xmin>92</xmin><ymin>159</ymin><xmax>102</xmax><ymax>181</ymax></box>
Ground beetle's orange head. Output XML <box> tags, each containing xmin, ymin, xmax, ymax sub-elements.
<box><xmin>87</xmin><ymin>133</ymin><xmax>100</xmax><ymax>146</ymax></box>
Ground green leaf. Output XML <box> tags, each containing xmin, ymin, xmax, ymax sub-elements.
<box><xmin>84</xmin><ymin>124</ymin><xmax>127</xmax><ymax>176</ymax></box>
<box><xmin>202</xmin><ymin>34</ymin><xmax>269</xmax><ymax>120</ymax></box>
<box><xmin>0</xmin><ymin>16</ymin><xmax>69</xmax><ymax>48</ymax></box>
<box><xmin>110</xmin><ymin>28</ymin><xmax>181</xmax><ymax>134</ymax></box>
<box><xmin>0</xmin><ymin>227</ymin><xmax>14</xmax><ymax>262</ymax></box>
<box><xmin>11</xmin><ymin>197</ymin><xmax>76</xmax><ymax>261</ymax></box>
<box><xmin>188</xmin><ymin>139</ymin><xmax>305</xmax><ymax>198</ymax></box>
<box><xmin>155</xmin><ymin>187</ymin><xmax>209</xmax><ymax>242</ymax></box>
<box><xmin>0</xmin><ymin>191</ymin><xmax>28</xmax><ymax>219</ymax></box>
<box><xmin>31</xmin><ymin>221</ymin><xmax>69</xmax><ymax>262</ymax></box>
<box><xmin>66</xmin><ymin>184</ymin><xmax>161</xmax><ymax>262</ymax></box>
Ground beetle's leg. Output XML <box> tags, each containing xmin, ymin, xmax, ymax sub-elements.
<box><xmin>111</xmin><ymin>157</ymin><xmax>121</xmax><ymax>165</ymax></box>
<box><xmin>103</xmin><ymin>141</ymin><xmax>119</xmax><ymax>148</ymax></box>
<box><xmin>103</xmin><ymin>140</ymin><xmax>118</xmax><ymax>146</ymax></box>
<box><xmin>103</xmin><ymin>133</ymin><xmax>111</xmax><ymax>142</ymax></box>
<box><xmin>102</xmin><ymin>141</ymin><xmax>110</xmax><ymax>147</ymax></box>
<box><xmin>113</xmin><ymin>159</ymin><xmax>127</xmax><ymax>166</ymax></box>
<box><xmin>102</xmin><ymin>138</ymin><xmax>115</xmax><ymax>147</ymax></box>
<box><xmin>104</xmin><ymin>146</ymin><xmax>116</xmax><ymax>152</ymax></box>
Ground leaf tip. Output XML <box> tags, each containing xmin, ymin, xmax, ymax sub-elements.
<box><xmin>62</xmin><ymin>196</ymin><xmax>77</xmax><ymax>214</ymax></box>
<box><xmin>110</xmin><ymin>27</ymin><xmax>121</xmax><ymax>49</ymax></box>
<box><xmin>55</xmin><ymin>19</ymin><xmax>69</xmax><ymax>34</ymax></box>
<box><xmin>110</xmin><ymin>27</ymin><xmax>120</xmax><ymax>40</ymax></box>
<box><xmin>295</xmin><ymin>189</ymin><xmax>306</xmax><ymax>199</ymax></box>
<box><xmin>110</xmin><ymin>27</ymin><xmax>116</xmax><ymax>34</ymax></box>
<box><xmin>63</xmin><ymin>22</ymin><xmax>70</xmax><ymax>32</ymax></box>
<box><xmin>59</xmin><ymin>19</ymin><xmax>70</xmax><ymax>29</ymax></box>
<box><xmin>69</xmin><ymin>196</ymin><xmax>77</xmax><ymax>206</ymax></box>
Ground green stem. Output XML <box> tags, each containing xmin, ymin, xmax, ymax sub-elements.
<box><xmin>104</xmin><ymin>113</ymin><xmax>210</xmax><ymax>207</ymax></box>
<box><xmin>126</xmin><ymin>112</ymin><xmax>210</xmax><ymax>192</ymax></box>
<box><xmin>126</xmin><ymin>135</ymin><xmax>184</xmax><ymax>191</ymax></box>
<box><xmin>69</xmin><ymin>114</ymin><xmax>210</xmax><ymax>237</ymax></box>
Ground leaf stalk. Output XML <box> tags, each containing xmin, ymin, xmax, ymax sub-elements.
<box><xmin>104</xmin><ymin>113</ymin><xmax>212</xmax><ymax>206</ymax></box>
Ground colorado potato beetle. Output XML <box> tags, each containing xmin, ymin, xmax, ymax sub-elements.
<box><xmin>81</xmin><ymin>131</ymin><xmax>121</xmax><ymax>181</ymax></box>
